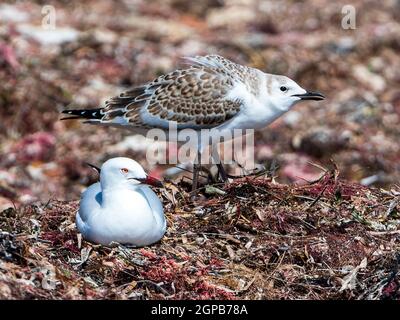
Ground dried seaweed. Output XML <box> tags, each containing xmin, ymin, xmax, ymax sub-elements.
<box><xmin>1</xmin><ymin>172</ymin><xmax>399</xmax><ymax>299</ymax></box>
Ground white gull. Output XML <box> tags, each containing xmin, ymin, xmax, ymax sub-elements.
<box><xmin>76</xmin><ymin>157</ymin><xmax>166</xmax><ymax>246</ymax></box>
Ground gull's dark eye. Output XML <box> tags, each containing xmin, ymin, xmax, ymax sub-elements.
<box><xmin>120</xmin><ymin>168</ymin><xmax>129</xmax><ymax>174</ymax></box>
<box><xmin>280</xmin><ymin>86</ymin><xmax>288</xmax><ymax>92</ymax></box>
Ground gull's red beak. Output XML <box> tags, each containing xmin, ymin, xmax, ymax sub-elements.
<box><xmin>137</xmin><ymin>176</ymin><xmax>163</xmax><ymax>188</ymax></box>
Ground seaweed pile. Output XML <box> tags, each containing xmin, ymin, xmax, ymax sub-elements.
<box><xmin>1</xmin><ymin>169</ymin><xmax>399</xmax><ymax>299</ymax></box>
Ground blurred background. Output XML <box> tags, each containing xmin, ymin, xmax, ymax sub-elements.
<box><xmin>0</xmin><ymin>0</ymin><xmax>399</xmax><ymax>209</ymax></box>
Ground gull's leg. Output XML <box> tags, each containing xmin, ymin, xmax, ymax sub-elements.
<box><xmin>192</xmin><ymin>150</ymin><xmax>201</xmax><ymax>192</ymax></box>
<box><xmin>211</xmin><ymin>144</ymin><xmax>228</xmax><ymax>182</ymax></box>
<box><xmin>216</xmin><ymin>163</ymin><xmax>228</xmax><ymax>182</ymax></box>
<box><xmin>211</xmin><ymin>144</ymin><xmax>264</xmax><ymax>180</ymax></box>
<box><xmin>199</xmin><ymin>166</ymin><xmax>216</xmax><ymax>184</ymax></box>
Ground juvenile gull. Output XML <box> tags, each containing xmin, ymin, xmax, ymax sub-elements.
<box><xmin>76</xmin><ymin>157</ymin><xmax>166</xmax><ymax>246</ymax></box>
<box><xmin>62</xmin><ymin>55</ymin><xmax>325</xmax><ymax>190</ymax></box>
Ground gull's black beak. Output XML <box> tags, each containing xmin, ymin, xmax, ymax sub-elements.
<box><xmin>292</xmin><ymin>91</ymin><xmax>325</xmax><ymax>101</ymax></box>
<box><xmin>85</xmin><ymin>162</ymin><xmax>101</xmax><ymax>174</ymax></box>
<box><xmin>137</xmin><ymin>176</ymin><xmax>164</xmax><ymax>188</ymax></box>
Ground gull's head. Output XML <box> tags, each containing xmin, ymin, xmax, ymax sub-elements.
<box><xmin>97</xmin><ymin>157</ymin><xmax>163</xmax><ymax>190</ymax></box>
<box><xmin>265</xmin><ymin>75</ymin><xmax>324</xmax><ymax>111</ymax></box>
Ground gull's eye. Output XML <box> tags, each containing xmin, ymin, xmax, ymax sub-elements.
<box><xmin>280</xmin><ymin>86</ymin><xmax>288</xmax><ymax>92</ymax></box>
<box><xmin>120</xmin><ymin>168</ymin><xmax>129</xmax><ymax>174</ymax></box>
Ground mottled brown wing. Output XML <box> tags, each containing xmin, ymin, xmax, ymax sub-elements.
<box><xmin>102</xmin><ymin>66</ymin><xmax>243</xmax><ymax>129</ymax></box>
<box><xmin>185</xmin><ymin>55</ymin><xmax>261</xmax><ymax>96</ymax></box>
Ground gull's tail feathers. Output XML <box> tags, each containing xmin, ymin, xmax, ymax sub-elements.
<box><xmin>61</xmin><ymin>108</ymin><xmax>104</xmax><ymax>121</ymax></box>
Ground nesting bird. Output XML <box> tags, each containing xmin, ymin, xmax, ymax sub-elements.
<box><xmin>62</xmin><ymin>55</ymin><xmax>324</xmax><ymax>190</ymax></box>
<box><xmin>76</xmin><ymin>157</ymin><xmax>166</xmax><ymax>246</ymax></box>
